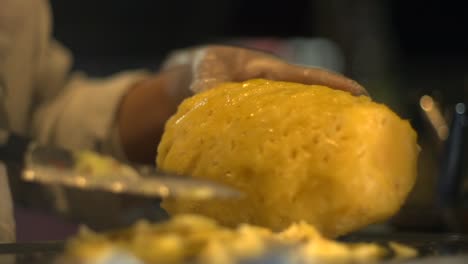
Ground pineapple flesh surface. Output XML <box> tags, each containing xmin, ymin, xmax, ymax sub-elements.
<box><xmin>156</xmin><ymin>79</ymin><xmax>419</xmax><ymax>238</ymax></box>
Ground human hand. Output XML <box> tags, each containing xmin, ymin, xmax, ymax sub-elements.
<box><xmin>118</xmin><ymin>45</ymin><xmax>368</xmax><ymax>164</ymax></box>
<box><xmin>162</xmin><ymin>45</ymin><xmax>367</xmax><ymax>96</ymax></box>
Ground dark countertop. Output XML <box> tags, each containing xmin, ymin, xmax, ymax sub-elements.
<box><xmin>0</xmin><ymin>241</ymin><xmax>64</xmax><ymax>264</ymax></box>
<box><xmin>342</xmin><ymin>232</ymin><xmax>468</xmax><ymax>256</ymax></box>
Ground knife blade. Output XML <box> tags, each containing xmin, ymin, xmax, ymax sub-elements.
<box><xmin>21</xmin><ymin>143</ymin><xmax>241</xmax><ymax>200</ymax></box>
<box><xmin>0</xmin><ymin>129</ymin><xmax>241</xmax><ymax>200</ymax></box>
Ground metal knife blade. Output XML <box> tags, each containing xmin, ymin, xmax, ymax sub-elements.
<box><xmin>21</xmin><ymin>143</ymin><xmax>241</xmax><ymax>200</ymax></box>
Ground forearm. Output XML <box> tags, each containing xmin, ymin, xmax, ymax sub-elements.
<box><xmin>117</xmin><ymin>65</ymin><xmax>191</xmax><ymax>164</ymax></box>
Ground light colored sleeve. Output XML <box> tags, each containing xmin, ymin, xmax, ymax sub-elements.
<box><xmin>0</xmin><ymin>0</ymin><xmax>151</xmax><ymax>160</ymax></box>
<box><xmin>26</xmin><ymin>5</ymin><xmax>154</xmax><ymax>228</ymax></box>
<box><xmin>31</xmin><ymin>41</ymin><xmax>149</xmax><ymax>160</ymax></box>
<box><xmin>0</xmin><ymin>163</ymin><xmax>14</xmax><ymax>242</ymax></box>
<box><xmin>0</xmin><ymin>0</ymin><xmax>157</xmax><ymax>230</ymax></box>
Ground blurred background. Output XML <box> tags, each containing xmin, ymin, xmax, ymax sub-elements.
<box><xmin>47</xmin><ymin>0</ymin><xmax>468</xmax><ymax>233</ymax></box>
<box><xmin>50</xmin><ymin>0</ymin><xmax>468</xmax><ymax>115</ymax></box>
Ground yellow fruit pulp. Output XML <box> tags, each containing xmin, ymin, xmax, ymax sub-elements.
<box><xmin>66</xmin><ymin>214</ymin><xmax>413</xmax><ymax>264</ymax></box>
<box><xmin>157</xmin><ymin>79</ymin><xmax>419</xmax><ymax>237</ymax></box>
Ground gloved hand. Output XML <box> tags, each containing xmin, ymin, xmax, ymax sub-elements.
<box><xmin>118</xmin><ymin>45</ymin><xmax>368</xmax><ymax>164</ymax></box>
<box><xmin>161</xmin><ymin>45</ymin><xmax>367</xmax><ymax>97</ymax></box>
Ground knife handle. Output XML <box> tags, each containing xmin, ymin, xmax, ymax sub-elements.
<box><xmin>0</xmin><ymin>129</ymin><xmax>32</xmax><ymax>165</ymax></box>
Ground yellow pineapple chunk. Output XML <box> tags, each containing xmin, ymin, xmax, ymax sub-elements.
<box><xmin>65</xmin><ymin>214</ymin><xmax>407</xmax><ymax>264</ymax></box>
<box><xmin>157</xmin><ymin>79</ymin><xmax>418</xmax><ymax>237</ymax></box>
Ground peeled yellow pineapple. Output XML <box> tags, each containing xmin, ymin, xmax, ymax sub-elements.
<box><xmin>157</xmin><ymin>79</ymin><xmax>418</xmax><ymax>238</ymax></box>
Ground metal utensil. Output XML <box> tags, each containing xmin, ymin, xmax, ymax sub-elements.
<box><xmin>21</xmin><ymin>143</ymin><xmax>241</xmax><ymax>200</ymax></box>
<box><xmin>437</xmin><ymin>103</ymin><xmax>468</xmax><ymax>232</ymax></box>
<box><xmin>0</xmin><ymin>129</ymin><xmax>240</xmax><ymax>200</ymax></box>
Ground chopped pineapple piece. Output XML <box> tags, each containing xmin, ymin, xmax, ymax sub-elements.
<box><xmin>65</xmin><ymin>214</ymin><xmax>413</xmax><ymax>264</ymax></box>
<box><xmin>157</xmin><ymin>79</ymin><xmax>419</xmax><ymax>237</ymax></box>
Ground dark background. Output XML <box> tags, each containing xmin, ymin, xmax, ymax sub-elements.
<box><xmin>49</xmin><ymin>0</ymin><xmax>468</xmax><ymax>116</ymax></box>
<box><xmin>49</xmin><ymin>1</ymin><xmax>468</xmax><ymax>58</ymax></box>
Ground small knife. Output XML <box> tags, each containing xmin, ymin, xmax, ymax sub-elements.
<box><xmin>0</xmin><ymin>129</ymin><xmax>241</xmax><ymax>200</ymax></box>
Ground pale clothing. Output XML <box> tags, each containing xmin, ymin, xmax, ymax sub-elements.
<box><xmin>0</xmin><ymin>163</ymin><xmax>14</xmax><ymax>242</ymax></box>
<box><xmin>0</xmin><ymin>0</ymin><xmax>147</xmax><ymax>155</ymax></box>
<box><xmin>0</xmin><ymin>0</ymin><xmax>148</xmax><ymax>242</ymax></box>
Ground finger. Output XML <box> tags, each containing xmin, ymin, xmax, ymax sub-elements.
<box><xmin>274</xmin><ymin>63</ymin><xmax>369</xmax><ymax>96</ymax></box>
<box><xmin>239</xmin><ymin>59</ymin><xmax>368</xmax><ymax>96</ymax></box>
